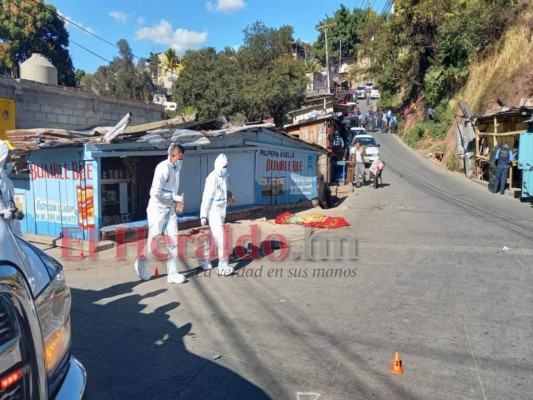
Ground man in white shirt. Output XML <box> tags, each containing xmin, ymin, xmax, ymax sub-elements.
<box><xmin>350</xmin><ymin>141</ymin><xmax>366</xmax><ymax>187</ymax></box>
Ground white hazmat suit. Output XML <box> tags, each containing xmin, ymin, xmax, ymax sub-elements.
<box><xmin>135</xmin><ymin>143</ymin><xmax>185</xmax><ymax>283</ymax></box>
<box><xmin>199</xmin><ymin>154</ymin><xmax>233</xmax><ymax>276</ymax></box>
<box><xmin>0</xmin><ymin>141</ymin><xmax>21</xmax><ymax>236</ymax></box>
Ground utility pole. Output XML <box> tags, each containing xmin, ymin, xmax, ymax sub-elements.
<box><xmin>316</xmin><ymin>22</ymin><xmax>336</xmax><ymax>93</ymax></box>
<box><xmin>338</xmin><ymin>38</ymin><xmax>342</xmax><ymax>73</ymax></box>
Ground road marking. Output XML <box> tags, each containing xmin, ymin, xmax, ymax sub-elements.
<box><xmin>297</xmin><ymin>392</ymin><xmax>320</xmax><ymax>400</ymax></box>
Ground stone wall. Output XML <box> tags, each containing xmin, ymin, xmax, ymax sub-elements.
<box><xmin>0</xmin><ymin>75</ymin><xmax>164</xmax><ymax>130</ymax></box>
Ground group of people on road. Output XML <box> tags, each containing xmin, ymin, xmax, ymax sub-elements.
<box><xmin>345</xmin><ymin>107</ymin><xmax>397</xmax><ymax>134</ymax></box>
<box><xmin>134</xmin><ymin>143</ymin><xmax>236</xmax><ymax>283</ymax></box>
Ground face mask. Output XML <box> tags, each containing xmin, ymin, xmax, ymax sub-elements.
<box><xmin>175</xmin><ymin>160</ymin><xmax>183</xmax><ymax>169</ymax></box>
<box><xmin>218</xmin><ymin>167</ymin><xmax>228</xmax><ymax>177</ymax></box>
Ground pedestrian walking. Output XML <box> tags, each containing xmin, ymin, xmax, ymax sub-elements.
<box><xmin>198</xmin><ymin>154</ymin><xmax>236</xmax><ymax>276</ymax></box>
<box><xmin>134</xmin><ymin>143</ymin><xmax>186</xmax><ymax>283</ymax></box>
<box><xmin>350</xmin><ymin>142</ymin><xmax>366</xmax><ymax>187</ymax></box>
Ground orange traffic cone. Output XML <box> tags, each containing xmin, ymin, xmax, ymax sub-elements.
<box><xmin>154</xmin><ymin>267</ymin><xmax>159</xmax><ymax>278</ymax></box>
<box><xmin>390</xmin><ymin>352</ymin><xmax>404</xmax><ymax>374</ymax></box>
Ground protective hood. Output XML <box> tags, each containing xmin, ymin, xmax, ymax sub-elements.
<box><xmin>214</xmin><ymin>153</ymin><xmax>228</xmax><ymax>177</ymax></box>
<box><xmin>0</xmin><ymin>140</ymin><xmax>8</xmax><ymax>171</ymax></box>
<box><xmin>0</xmin><ymin>141</ymin><xmax>10</xmax><ymax>197</ymax></box>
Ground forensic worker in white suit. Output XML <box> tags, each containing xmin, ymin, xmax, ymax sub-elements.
<box><xmin>199</xmin><ymin>153</ymin><xmax>235</xmax><ymax>276</ymax></box>
<box><xmin>0</xmin><ymin>140</ymin><xmax>22</xmax><ymax>236</ymax></box>
<box><xmin>135</xmin><ymin>143</ymin><xmax>186</xmax><ymax>283</ymax></box>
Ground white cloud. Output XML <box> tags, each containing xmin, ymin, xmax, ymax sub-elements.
<box><xmin>137</xmin><ymin>17</ymin><xmax>146</xmax><ymax>25</ymax></box>
<box><xmin>57</xmin><ymin>10</ymin><xmax>96</xmax><ymax>34</ymax></box>
<box><xmin>109</xmin><ymin>11</ymin><xmax>128</xmax><ymax>24</ymax></box>
<box><xmin>206</xmin><ymin>0</ymin><xmax>246</xmax><ymax>13</ymax></box>
<box><xmin>135</xmin><ymin>20</ymin><xmax>208</xmax><ymax>52</ymax></box>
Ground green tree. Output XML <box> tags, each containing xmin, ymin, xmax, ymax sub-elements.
<box><xmin>160</xmin><ymin>48</ymin><xmax>183</xmax><ymax>77</ymax></box>
<box><xmin>258</xmin><ymin>57</ymin><xmax>307</xmax><ymax>126</ymax></box>
<box><xmin>357</xmin><ymin>0</ymin><xmax>523</xmax><ymax>109</ymax></box>
<box><xmin>0</xmin><ymin>0</ymin><xmax>75</xmax><ymax>85</ymax></box>
<box><xmin>82</xmin><ymin>39</ymin><xmax>153</xmax><ymax>101</ymax></box>
<box><xmin>173</xmin><ymin>22</ymin><xmax>308</xmax><ymax>127</ymax></box>
<box><xmin>313</xmin><ymin>5</ymin><xmax>369</xmax><ymax>69</ymax></box>
<box><xmin>74</xmin><ymin>69</ymin><xmax>85</xmax><ymax>86</ymax></box>
<box><xmin>238</xmin><ymin>21</ymin><xmax>294</xmax><ymax>72</ymax></box>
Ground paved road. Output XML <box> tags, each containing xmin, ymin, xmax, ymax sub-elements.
<box><xmin>60</xmin><ymin>131</ymin><xmax>533</xmax><ymax>399</ymax></box>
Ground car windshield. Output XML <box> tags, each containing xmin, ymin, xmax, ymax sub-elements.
<box><xmin>372</xmin><ymin>85</ymin><xmax>379</xmax><ymax>90</ymax></box>
<box><xmin>352</xmin><ymin>137</ymin><xmax>377</xmax><ymax>147</ymax></box>
<box><xmin>356</xmin><ymin>86</ymin><xmax>365</xmax><ymax>91</ymax></box>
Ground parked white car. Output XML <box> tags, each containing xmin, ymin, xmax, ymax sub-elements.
<box><xmin>350</xmin><ymin>127</ymin><xmax>367</xmax><ymax>137</ymax></box>
<box><xmin>355</xmin><ymin>86</ymin><xmax>366</xmax><ymax>99</ymax></box>
<box><xmin>371</xmin><ymin>89</ymin><xmax>380</xmax><ymax>99</ymax></box>
<box><xmin>349</xmin><ymin>134</ymin><xmax>381</xmax><ymax>165</ymax></box>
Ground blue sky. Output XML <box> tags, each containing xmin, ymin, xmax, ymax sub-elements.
<box><xmin>49</xmin><ymin>0</ymin><xmax>388</xmax><ymax>73</ymax></box>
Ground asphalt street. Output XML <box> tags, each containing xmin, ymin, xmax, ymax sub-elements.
<box><xmin>52</xmin><ymin>113</ymin><xmax>533</xmax><ymax>399</ymax></box>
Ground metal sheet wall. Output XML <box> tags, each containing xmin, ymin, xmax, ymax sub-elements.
<box><xmin>14</xmin><ymin>147</ymin><xmax>97</xmax><ymax>240</ymax></box>
<box><xmin>254</xmin><ymin>148</ymin><xmax>317</xmax><ymax>205</ymax></box>
<box><xmin>518</xmin><ymin>132</ymin><xmax>533</xmax><ymax>198</ymax></box>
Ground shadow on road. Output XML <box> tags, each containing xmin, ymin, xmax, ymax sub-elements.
<box><xmin>70</xmin><ymin>281</ymin><xmax>269</xmax><ymax>400</ymax></box>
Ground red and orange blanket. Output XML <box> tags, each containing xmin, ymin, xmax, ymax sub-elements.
<box><xmin>274</xmin><ymin>212</ymin><xmax>350</xmax><ymax>229</ymax></box>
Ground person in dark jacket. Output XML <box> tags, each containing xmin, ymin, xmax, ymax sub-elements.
<box><xmin>491</xmin><ymin>142</ymin><xmax>514</xmax><ymax>194</ymax></box>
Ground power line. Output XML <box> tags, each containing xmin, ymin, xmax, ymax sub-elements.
<box><xmin>13</xmin><ymin>0</ymin><xmax>180</xmax><ymax>77</ymax></box>
<box><xmin>70</xmin><ymin>39</ymin><xmax>112</xmax><ymax>64</ymax></box>
<box><xmin>26</xmin><ymin>0</ymin><xmax>121</xmax><ymax>52</ymax></box>
<box><xmin>10</xmin><ymin>0</ymin><xmax>115</xmax><ymax>67</ymax></box>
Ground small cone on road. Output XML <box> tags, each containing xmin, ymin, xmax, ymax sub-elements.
<box><xmin>154</xmin><ymin>267</ymin><xmax>159</xmax><ymax>278</ymax></box>
<box><xmin>390</xmin><ymin>352</ymin><xmax>404</xmax><ymax>374</ymax></box>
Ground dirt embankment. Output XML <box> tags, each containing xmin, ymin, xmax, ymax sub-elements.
<box><xmin>408</xmin><ymin>8</ymin><xmax>533</xmax><ymax>167</ymax></box>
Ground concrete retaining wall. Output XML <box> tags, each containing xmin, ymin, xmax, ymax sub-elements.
<box><xmin>0</xmin><ymin>75</ymin><xmax>164</xmax><ymax>129</ymax></box>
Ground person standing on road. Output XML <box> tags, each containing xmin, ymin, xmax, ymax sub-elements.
<box><xmin>199</xmin><ymin>154</ymin><xmax>236</xmax><ymax>276</ymax></box>
<box><xmin>357</xmin><ymin>111</ymin><xmax>363</xmax><ymax>128</ymax></box>
<box><xmin>134</xmin><ymin>143</ymin><xmax>186</xmax><ymax>283</ymax></box>
<box><xmin>390</xmin><ymin>114</ymin><xmax>398</xmax><ymax>134</ymax></box>
<box><xmin>0</xmin><ymin>140</ymin><xmax>22</xmax><ymax>236</ymax></box>
<box><xmin>491</xmin><ymin>142</ymin><xmax>514</xmax><ymax>195</ymax></box>
<box><xmin>350</xmin><ymin>141</ymin><xmax>366</xmax><ymax>188</ymax></box>
<box><xmin>382</xmin><ymin>112</ymin><xmax>388</xmax><ymax>132</ymax></box>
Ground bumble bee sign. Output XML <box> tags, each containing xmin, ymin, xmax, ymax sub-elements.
<box><xmin>257</xmin><ymin>149</ymin><xmax>317</xmax><ymax>205</ymax></box>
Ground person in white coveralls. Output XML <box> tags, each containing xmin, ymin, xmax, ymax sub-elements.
<box><xmin>134</xmin><ymin>143</ymin><xmax>186</xmax><ymax>283</ymax></box>
<box><xmin>199</xmin><ymin>153</ymin><xmax>236</xmax><ymax>276</ymax></box>
<box><xmin>0</xmin><ymin>140</ymin><xmax>22</xmax><ymax>236</ymax></box>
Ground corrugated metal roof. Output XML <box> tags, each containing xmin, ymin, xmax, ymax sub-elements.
<box><xmin>476</xmin><ymin>106</ymin><xmax>533</xmax><ymax>122</ymax></box>
<box><xmin>6</xmin><ymin>115</ymin><xmax>326</xmax><ymax>154</ymax></box>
